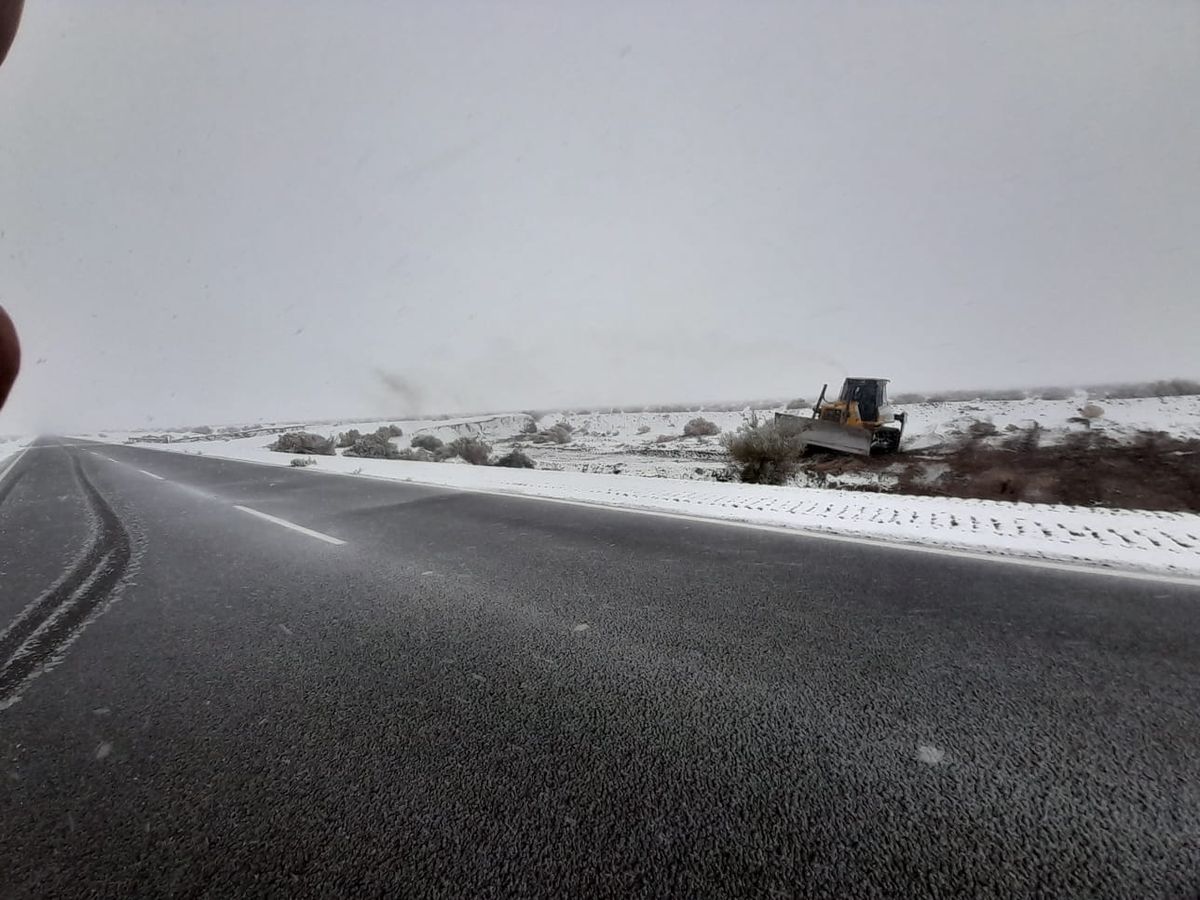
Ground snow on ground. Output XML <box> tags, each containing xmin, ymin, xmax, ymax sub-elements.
<box><xmin>899</xmin><ymin>395</ymin><xmax>1200</xmax><ymax>451</ymax></box>
<box><xmin>83</xmin><ymin>427</ymin><xmax>1200</xmax><ymax>578</ymax></box>
<box><xmin>92</xmin><ymin>396</ymin><xmax>1200</xmax><ymax>487</ymax></box>
<box><xmin>81</xmin><ymin>396</ymin><xmax>1200</xmax><ymax>576</ymax></box>
<box><xmin>0</xmin><ymin>437</ymin><xmax>29</xmax><ymax>467</ymax></box>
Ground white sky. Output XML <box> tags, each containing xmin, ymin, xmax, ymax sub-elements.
<box><xmin>2</xmin><ymin>1</ymin><xmax>1197</xmax><ymax>431</ymax></box>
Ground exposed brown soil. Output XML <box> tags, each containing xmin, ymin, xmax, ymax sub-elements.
<box><xmin>800</xmin><ymin>431</ymin><xmax>1200</xmax><ymax>513</ymax></box>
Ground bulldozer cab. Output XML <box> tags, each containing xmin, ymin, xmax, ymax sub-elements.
<box><xmin>837</xmin><ymin>378</ymin><xmax>888</xmax><ymax>424</ymax></box>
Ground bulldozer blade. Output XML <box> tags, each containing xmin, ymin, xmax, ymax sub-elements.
<box><xmin>775</xmin><ymin>413</ymin><xmax>873</xmax><ymax>456</ymax></box>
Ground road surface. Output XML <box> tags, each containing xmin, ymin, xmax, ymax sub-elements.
<box><xmin>2</xmin><ymin>438</ymin><xmax>1199</xmax><ymax>898</ymax></box>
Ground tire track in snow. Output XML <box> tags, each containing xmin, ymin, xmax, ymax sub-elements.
<box><xmin>0</xmin><ymin>452</ymin><xmax>134</xmax><ymax>709</ymax></box>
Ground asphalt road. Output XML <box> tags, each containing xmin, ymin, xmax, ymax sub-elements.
<box><xmin>2</xmin><ymin>438</ymin><xmax>1200</xmax><ymax>898</ymax></box>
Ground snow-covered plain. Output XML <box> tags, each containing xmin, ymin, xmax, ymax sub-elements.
<box><xmin>83</xmin><ymin>401</ymin><xmax>1200</xmax><ymax>579</ymax></box>
<box><xmin>899</xmin><ymin>395</ymin><xmax>1200</xmax><ymax>450</ymax></box>
<box><xmin>0</xmin><ymin>437</ymin><xmax>29</xmax><ymax>469</ymax></box>
<box><xmin>94</xmin><ymin>394</ymin><xmax>1200</xmax><ymax>484</ymax></box>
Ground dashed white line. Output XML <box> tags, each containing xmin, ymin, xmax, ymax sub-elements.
<box><xmin>137</xmin><ymin>469</ymin><xmax>164</xmax><ymax>481</ymax></box>
<box><xmin>119</xmin><ymin>443</ymin><xmax>1200</xmax><ymax>587</ymax></box>
<box><xmin>232</xmin><ymin>505</ymin><xmax>346</xmax><ymax>546</ymax></box>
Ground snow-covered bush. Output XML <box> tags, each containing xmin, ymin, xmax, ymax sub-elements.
<box><xmin>530</xmin><ymin>425</ymin><xmax>571</xmax><ymax>444</ymax></box>
<box><xmin>722</xmin><ymin>421</ymin><xmax>805</xmax><ymax>485</ymax></box>
<box><xmin>494</xmin><ymin>449</ymin><xmax>535</xmax><ymax>468</ymax></box>
<box><xmin>271</xmin><ymin>432</ymin><xmax>335</xmax><ymax>455</ymax></box>
<box><xmin>446</xmin><ymin>437</ymin><xmax>491</xmax><ymax>465</ymax></box>
<box><xmin>344</xmin><ymin>432</ymin><xmax>399</xmax><ymax>459</ymax></box>
<box><xmin>683</xmin><ymin>417</ymin><xmax>720</xmax><ymax>437</ymax></box>
<box><xmin>410</xmin><ymin>433</ymin><xmax>444</xmax><ymax>452</ymax></box>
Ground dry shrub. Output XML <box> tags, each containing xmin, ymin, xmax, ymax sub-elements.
<box><xmin>530</xmin><ymin>425</ymin><xmax>571</xmax><ymax>444</ymax></box>
<box><xmin>494</xmin><ymin>449</ymin><xmax>535</xmax><ymax>468</ymax></box>
<box><xmin>683</xmin><ymin>417</ymin><xmax>720</xmax><ymax>437</ymax></box>
<box><xmin>410</xmin><ymin>433</ymin><xmax>444</xmax><ymax>452</ymax></box>
<box><xmin>721</xmin><ymin>420</ymin><xmax>806</xmax><ymax>485</ymax></box>
<box><xmin>446</xmin><ymin>436</ymin><xmax>490</xmax><ymax>465</ymax></box>
<box><xmin>271</xmin><ymin>432</ymin><xmax>335</xmax><ymax>455</ymax></box>
<box><xmin>344</xmin><ymin>432</ymin><xmax>399</xmax><ymax>459</ymax></box>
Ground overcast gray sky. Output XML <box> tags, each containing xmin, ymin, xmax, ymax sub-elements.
<box><xmin>1</xmin><ymin>1</ymin><xmax>1197</xmax><ymax>431</ymax></box>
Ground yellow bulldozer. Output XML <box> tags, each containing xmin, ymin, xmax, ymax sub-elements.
<box><xmin>775</xmin><ymin>377</ymin><xmax>906</xmax><ymax>456</ymax></box>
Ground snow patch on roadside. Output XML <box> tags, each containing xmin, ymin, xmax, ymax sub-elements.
<box><xmin>0</xmin><ymin>438</ymin><xmax>30</xmax><ymax>461</ymax></box>
<box><xmin>87</xmin><ymin>396</ymin><xmax>1200</xmax><ymax>492</ymax></box>
<box><xmin>82</xmin><ymin>432</ymin><xmax>1200</xmax><ymax>578</ymax></box>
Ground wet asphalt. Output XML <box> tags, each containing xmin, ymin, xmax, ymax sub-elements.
<box><xmin>2</xmin><ymin>439</ymin><xmax>1199</xmax><ymax>898</ymax></box>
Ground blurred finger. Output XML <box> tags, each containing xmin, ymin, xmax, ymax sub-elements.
<box><xmin>0</xmin><ymin>306</ymin><xmax>19</xmax><ymax>410</ymax></box>
<box><xmin>0</xmin><ymin>0</ymin><xmax>23</xmax><ymax>68</ymax></box>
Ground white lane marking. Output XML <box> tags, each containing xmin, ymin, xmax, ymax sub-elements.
<box><xmin>137</xmin><ymin>469</ymin><xmax>164</xmax><ymax>481</ymax></box>
<box><xmin>502</xmin><ymin>493</ymin><xmax>1200</xmax><ymax>589</ymax></box>
<box><xmin>232</xmin><ymin>505</ymin><xmax>346</xmax><ymax>545</ymax></box>
<box><xmin>122</xmin><ymin>443</ymin><xmax>1200</xmax><ymax>588</ymax></box>
<box><xmin>0</xmin><ymin>446</ymin><xmax>29</xmax><ymax>485</ymax></box>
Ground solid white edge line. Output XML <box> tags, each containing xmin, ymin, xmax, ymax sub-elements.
<box><xmin>137</xmin><ymin>469</ymin><xmax>165</xmax><ymax>480</ymax></box>
<box><xmin>233</xmin><ymin>505</ymin><xmax>346</xmax><ymax>546</ymax></box>
<box><xmin>479</xmin><ymin>492</ymin><xmax>1200</xmax><ymax>589</ymax></box>
<box><xmin>91</xmin><ymin>439</ymin><xmax>1200</xmax><ymax>588</ymax></box>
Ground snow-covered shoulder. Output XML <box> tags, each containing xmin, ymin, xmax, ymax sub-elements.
<box><xmin>89</xmin><ymin>429</ymin><xmax>1200</xmax><ymax>580</ymax></box>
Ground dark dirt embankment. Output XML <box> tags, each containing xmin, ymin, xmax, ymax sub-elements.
<box><xmin>802</xmin><ymin>431</ymin><xmax>1200</xmax><ymax>513</ymax></box>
